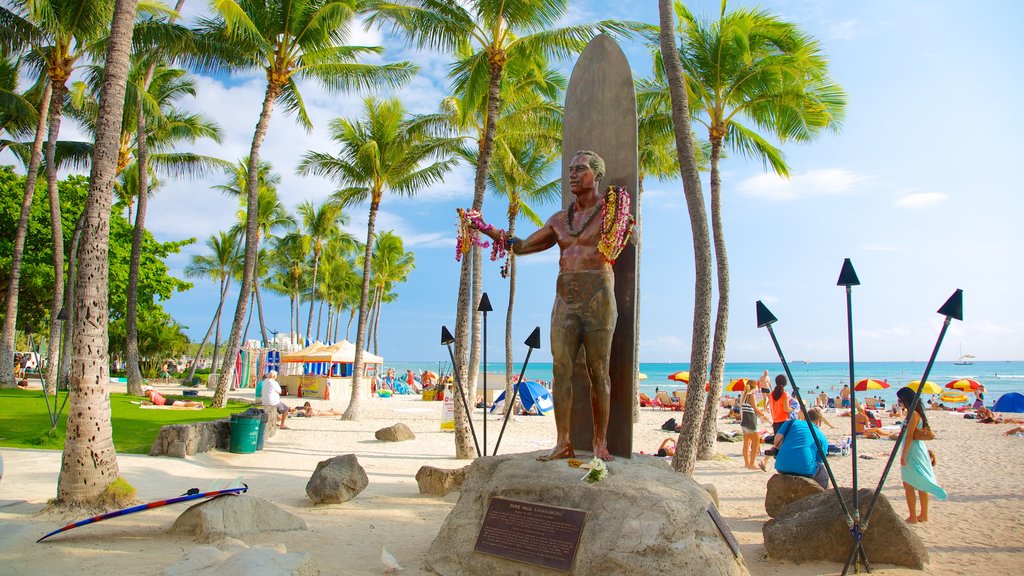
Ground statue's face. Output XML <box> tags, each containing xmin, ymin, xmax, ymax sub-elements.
<box><xmin>568</xmin><ymin>155</ymin><xmax>595</xmax><ymax>195</ymax></box>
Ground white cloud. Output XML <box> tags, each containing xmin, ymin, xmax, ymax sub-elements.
<box><xmin>736</xmin><ymin>168</ymin><xmax>868</xmax><ymax>201</ymax></box>
<box><xmin>827</xmin><ymin>20</ymin><xmax>863</xmax><ymax>41</ymax></box>
<box><xmin>894</xmin><ymin>191</ymin><xmax>948</xmax><ymax>209</ymax></box>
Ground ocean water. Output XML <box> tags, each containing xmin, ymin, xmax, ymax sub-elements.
<box><xmin>384</xmin><ymin>360</ymin><xmax>1024</xmax><ymax>406</ymax></box>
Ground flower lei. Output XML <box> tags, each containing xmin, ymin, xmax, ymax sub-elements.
<box><xmin>597</xmin><ymin>186</ymin><xmax>634</xmax><ymax>265</ymax></box>
<box><xmin>455</xmin><ymin>208</ymin><xmax>510</xmax><ymax>275</ymax></box>
<box><xmin>579</xmin><ymin>457</ymin><xmax>608</xmax><ymax>483</ymax></box>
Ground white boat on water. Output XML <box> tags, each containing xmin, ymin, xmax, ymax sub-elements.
<box><xmin>954</xmin><ymin>343</ymin><xmax>975</xmax><ymax>366</ymax></box>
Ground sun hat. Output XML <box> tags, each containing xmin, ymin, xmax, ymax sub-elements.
<box><xmin>143</xmin><ymin>385</ymin><xmax>154</xmax><ymax>392</ymax></box>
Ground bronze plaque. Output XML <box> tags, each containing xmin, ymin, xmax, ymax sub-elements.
<box><xmin>563</xmin><ymin>34</ymin><xmax>638</xmax><ymax>459</ymax></box>
<box><xmin>708</xmin><ymin>504</ymin><xmax>740</xmax><ymax>558</ymax></box>
<box><xmin>474</xmin><ymin>497</ymin><xmax>587</xmax><ymax>572</ymax></box>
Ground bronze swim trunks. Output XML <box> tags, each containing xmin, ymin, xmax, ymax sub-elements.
<box><xmin>552</xmin><ymin>269</ymin><xmax>617</xmax><ymax>334</ymax></box>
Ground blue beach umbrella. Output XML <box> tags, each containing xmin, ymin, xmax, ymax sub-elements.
<box><xmin>490</xmin><ymin>381</ymin><xmax>553</xmax><ymax>415</ymax></box>
<box><xmin>992</xmin><ymin>392</ymin><xmax>1024</xmax><ymax>413</ymax></box>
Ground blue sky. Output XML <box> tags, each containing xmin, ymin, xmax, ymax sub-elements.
<box><xmin>11</xmin><ymin>0</ymin><xmax>1024</xmax><ymax>363</ymax></box>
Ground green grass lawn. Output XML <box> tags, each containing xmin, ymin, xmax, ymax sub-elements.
<box><xmin>0</xmin><ymin>389</ymin><xmax>250</xmax><ymax>454</ymax></box>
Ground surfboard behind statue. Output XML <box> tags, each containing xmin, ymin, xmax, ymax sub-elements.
<box><xmin>562</xmin><ymin>34</ymin><xmax>638</xmax><ymax>458</ymax></box>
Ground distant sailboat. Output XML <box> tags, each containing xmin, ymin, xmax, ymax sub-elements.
<box><xmin>954</xmin><ymin>343</ymin><xmax>975</xmax><ymax>366</ymax></box>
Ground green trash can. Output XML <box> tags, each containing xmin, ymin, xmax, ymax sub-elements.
<box><xmin>229</xmin><ymin>414</ymin><xmax>260</xmax><ymax>454</ymax></box>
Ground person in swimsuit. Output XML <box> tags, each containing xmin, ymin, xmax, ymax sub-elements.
<box><xmin>142</xmin><ymin>387</ymin><xmax>204</xmax><ymax>408</ymax></box>
<box><xmin>473</xmin><ymin>150</ymin><xmax>628</xmax><ymax>462</ymax></box>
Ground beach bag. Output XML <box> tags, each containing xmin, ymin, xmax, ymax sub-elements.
<box><xmin>913</xmin><ymin>423</ymin><xmax>936</xmax><ymax>441</ymax></box>
<box><xmin>661</xmin><ymin>418</ymin><xmax>678</xmax><ymax>431</ymax></box>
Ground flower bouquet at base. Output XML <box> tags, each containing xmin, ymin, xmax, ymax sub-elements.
<box><xmin>578</xmin><ymin>457</ymin><xmax>608</xmax><ymax>483</ymax></box>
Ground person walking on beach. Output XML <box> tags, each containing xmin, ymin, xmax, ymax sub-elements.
<box><xmin>740</xmin><ymin>381</ymin><xmax>769</xmax><ymax>469</ymax></box>
<box><xmin>897</xmin><ymin>387</ymin><xmax>947</xmax><ymax>523</ymax></box>
<box><xmin>471</xmin><ymin>150</ymin><xmax>630</xmax><ymax>462</ymax></box>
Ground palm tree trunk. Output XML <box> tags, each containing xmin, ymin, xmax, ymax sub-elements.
<box><xmin>659</xmin><ymin>0</ymin><xmax>714</xmax><ymax>476</ymax></box>
<box><xmin>57</xmin><ymin>0</ymin><xmax>138</xmax><ymax>504</ymax></box>
<box><xmin>334</xmin><ymin>310</ymin><xmax>341</xmax><ymax>342</ymax></box>
<box><xmin>372</xmin><ymin>288</ymin><xmax>383</xmax><ymax>355</ymax></box>
<box><xmin>1</xmin><ymin>81</ymin><xmax>51</xmax><ymax>388</ymax></box>
<box><xmin>254</xmin><ymin>275</ymin><xmax>269</xmax><ymax>345</ymax></box>
<box><xmin>213</xmin><ymin>81</ymin><xmax>280</xmax><ymax>407</ymax></box>
<box><xmin>60</xmin><ymin>211</ymin><xmax>87</xmax><ymax>389</ymax></box>
<box><xmin>343</xmin><ymin>198</ymin><xmax>380</xmax><ymax>420</ymax></box>
<box><xmin>324</xmin><ymin>303</ymin><xmax>333</xmax><ymax>342</ymax></box>
<box><xmin>469</xmin><ymin>245</ymin><xmax>482</xmax><ymax>390</ymax></box>
<box><xmin>633</xmin><ymin>175</ymin><xmax>645</xmax><ymax>423</ymax></box>
<box><xmin>185</xmin><ymin>277</ymin><xmax>229</xmax><ymax>384</ymax></box>
<box><xmin>316</xmin><ymin>298</ymin><xmax>325</xmax><ymax>341</ymax></box>
<box><xmin>43</xmin><ymin>80</ymin><xmax>69</xmax><ymax>395</ymax></box>
<box><xmin>243</xmin><ymin>289</ymin><xmax>255</xmax><ymax>343</ymax></box>
<box><xmin>504</xmin><ymin>216</ymin><xmax>517</xmax><ymax>415</ymax></box>
<box><xmin>698</xmin><ymin>138</ymin><xmax>729</xmax><ymax>460</ymax></box>
<box><xmin>288</xmin><ymin>293</ymin><xmax>296</xmax><ymax>345</ymax></box>
<box><xmin>346</xmin><ymin>309</ymin><xmax>355</xmax><ymax>341</ymax></box>
<box><xmin>305</xmin><ymin>254</ymin><xmax>320</xmax><ymax>342</ymax></box>
<box><xmin>211</xmin><ymin>309</ymin><xmax>222</xmax><ymax>380</ymax></box>
<box><xmin>125</xmin><ymin>106</ymin><xmax>151</xmax><ymax>396</ymax></box>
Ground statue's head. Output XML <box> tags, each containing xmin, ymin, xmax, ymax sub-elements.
<box><xmin>572</xmin><ymin>150</ymin><xmax>606</xmax><ymax>185</ymax></box>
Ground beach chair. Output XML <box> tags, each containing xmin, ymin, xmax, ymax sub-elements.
<box><xmin>639</xmin><ymin>392</ymin><xmax>654</xmax><ymax>407</ymax></box>
<box><xmin>672</xmin><ymin>390</ymin><xmax>687</xmax><ymax>409</ymax></box>
<box><xmin>656</xmin><ymin>391</ymin><xmax>682</xmax><ymax>411</ymax></box>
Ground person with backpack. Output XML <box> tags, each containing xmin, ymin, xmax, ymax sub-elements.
<box><xmin>759</xmin><ymin>407</ymin><xmax>830</xmax><ymax>488</ymax></box>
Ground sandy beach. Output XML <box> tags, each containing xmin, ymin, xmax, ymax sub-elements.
<box><xmin>1</xmin><ymin>385</ymin><xmax>1022</xmax><ymax>575</ymax></box>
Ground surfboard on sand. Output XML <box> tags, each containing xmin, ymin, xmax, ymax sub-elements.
<box><xmin>562</xmin><ymin>34</ymin><xmax>638</xmax><ymax>459</ymax></box>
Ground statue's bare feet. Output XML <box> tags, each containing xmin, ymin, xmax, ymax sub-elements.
<box><xmin>538</xmin><ymin>444</ymin><xmax>575</xmax><ymax>461</ymax></box>
<box><xmin>593</xmin><ymin>441</ymin><xmax>614</xmax><ymax>462</ymax></box>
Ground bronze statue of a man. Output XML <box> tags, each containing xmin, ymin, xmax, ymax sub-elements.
<box><xmin>474</xmin><ymin>150</ymin><xmax>623</xmax><ymax>461</ymax></box>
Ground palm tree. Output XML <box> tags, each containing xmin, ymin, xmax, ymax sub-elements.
<box><xmin>369</xmin><ymin>0</ymin><xmax>644</xmax><ymax>456</ymax></box>
<box><xmin>2</xmin><ymin>0</ymin><xmax>118</xmax><ymax>393</ymax></box>
<box><xmin>56</xmin><ymin>0</ymin><xmax>139</xmax><ymax>506</ymax></box>
<box><xmin>296</xmin><ymin>200</ymin><xmax>345</xmax><ymax>342</ymax></box>
<box><xmin>73</xmin><ymin>58</ymin><xmax>228</xmax><ymax>396</ymax></box>
<box><xmin>267</xmin><ymin>232</ymin><xmax>309</xmax><ymax>345</ymax></box>
<box><xmin>0</xmin><ymin>49</ymin><xmax>48</xmax><ymax>388</ymax></box>
<box><xmin>182</xmin><ymin>231</ymin><xmax>241</xmax><ymax>384</ymax></box>
<box><xmin>298</xmin><ymin>96</ymin><xmax>458</xmax><ymax>420</ymax></box>
<box><xmin>674</xmin><ymin>2</ymin><xmax>846</xmax><ymax>460</ymax></box>
<box><xmin>658</xmin><ymin>0</ymin><xmax>713</xmax><ymax>477</ymax></box>
<box><xmin>191</xmin><ymin>0</ymin><xmax>417</xmax><ymax>408</ymax></box>
<box><xmin>368</xmin><ymin>231</ymin><xmax>414</xmax><ymax>354</ymax></box>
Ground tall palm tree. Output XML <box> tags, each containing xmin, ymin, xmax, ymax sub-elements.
<box><xmin>298</xmin><ymin>96</ymin><xmax>458</xmax><ymax>420</ymax></box>
<box><xmin>192</xmin><ymin>0</ymin><xmax>417</xmax><ymax>408</ymax></box>
<box><xmin>182</xmin><ymin>230</ymin><xmax>241</xmax><ymax>384</ymax></box>
<box><xmin>0</xmin><ymin>49</ymin><xmax>48</xmax><ymax>388</ymax></box>
<box><xmin>2</xmin><ymin>0</ymin><xmax>118</xmax><ymax>393</ymax></box>
<box><xmin>56</xmin><ymin>0</ymin><xmax>139</xmax><ymax>506</ymax></box>
<box><xmin>296</xmin><ymin>200</ymin><xmax>345</xmax><ymax>342</ymax></box>
<box><xmin>674</xmin><ymin>1</ymin><xmax>846</xmax><ymax>460</ymax></box>
<box><xmin>370</xmin><ymin>0</ymin><xmax>644</xmax><ymax>456</ymax></box>
<box><xmin>267</xmin><ymin>231</ymin><xmax>309</xmax><ymax>345</ymax></box>
<box><xmin>368</xmin><ymin>231</ymin><xmax>414</xmax><ymax>354</ymax></box>
<box><xmin>70</xmin><ymin>58</ymin><xmax>227</xmax><ymax>395</ymax></box>
<box><xmin>658</xmin><ymin>0</ymin><xmax>713</xmax><ymax>477</ymax></box>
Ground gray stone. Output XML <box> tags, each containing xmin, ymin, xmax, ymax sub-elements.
<box><xmin>164</xmin><ymin>541</ymin><xmax>318</xmax><ymax>576</ymax></box>
<box><xmin>170</xmin><ymin>495</ymin><xmax>306</xmax><ymax>543</ymax></box>
<box><xmin>149</xmin><ymin>420</ymin><xmax>232</xmax><ymax>458</ymax></box>
<box><xmin>374</xmin><ymin>423</ymin><xmax>415</xmax><ymax>442</ymax></box>
<box><xmin>416</xmin><ymin>465</ymin><xmax>469</xmax><ymax>497</ymax></box>
<box><xmin>305</xmin><ymin>454</ymin><xmax>369</xmax><ymax>504</ymax></box>
<box><xmin>764</xmin><ymin>473</ymin><xmax>826</xmax><ymax>518</ymax></box>
<box><xmin>701</xmin><ymin>483</ymin><xmax>720</xmax><ymax>509</ymax></box>
<box><xmin>425</xmin><ymin>453</ymin><xmax>749</xmax><ymax>576</ymax></box>
<box><xmin>763</xmin><ymin>488</ymin><xmax>928</xmax><ymax>569</ymax></box>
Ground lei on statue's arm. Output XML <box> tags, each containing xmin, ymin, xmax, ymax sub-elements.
<box><xmin>598</xmin><ymin>185</ymin><xmax>634</xmax><ymax>264</ymax></box>
<box><xmin>455</xmin><ymin>208</ymin><xmax>509</xmax><ymax>270</ymax></box>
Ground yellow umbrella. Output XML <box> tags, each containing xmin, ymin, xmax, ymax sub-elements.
<box><xmin>667</xmin><ymin>371</ymin><xmax>690</xmax><ymax>383</ymax></box>
<box><xmin>907</xmin><ymin>380</ymin><xmax>943</xmax><ymax>395</ymax></box>
<box><xmin>940</xmin><ymin>391</ymin><xmax>969</xmax><ymax>404</ymax></box>
<box><xmin>638</xmin><ymin>372</ymin><xmax>648</xmax><ymax>381</ymax></box>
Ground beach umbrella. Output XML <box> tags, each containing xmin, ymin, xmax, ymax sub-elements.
<box><xmin>907</xmin><ymin>380</ymin><xmax>943</xmax><ymax>395</ymax></box>
<box><xmin>638</xmin><ymin>372</ymin><xmax>648</xmax><ymax>381</ymax></box>
<box><xmin>992</xmin><ymin>392</ymin><xmax>1024</xmax><ymax>413</ymax></box>
<box><xmin>945</xmin><ymin>378</ymin><xmax>982</xmax><ymax>392</ymax></box>
<box><xmin>854</xmin><ymin>379</ymin><xmax>890</xmax><ymax>392</ymax></box>
<box><xmin>727</xmin><ymin>378</ymin><xmax>756</xmax><ymax>392</ymax></box>
<box><xmin>939</xmin><ymin>391</ymin><xmax>969</xmax><ymax>404</ymax></box>
<box><xmin>667</xmin><ymin>371</ymin><xmax>690</xmax><ymax>383</ymax></box>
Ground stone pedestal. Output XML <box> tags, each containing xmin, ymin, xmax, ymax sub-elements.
<box><xmin>424</xmin><ymin>453</ymin><xmax>748</xmax><ymax>576</ymax></box>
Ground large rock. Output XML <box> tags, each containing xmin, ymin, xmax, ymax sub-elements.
<box><xmin>763</xmin><ymin>488</ymin><xmax>928</xmax><ymax>569</ymax></box>
<box><xmin>375</xmin><ymin>423</ymin><xmax>415</xmax><ymax>442</ymax></box>
<box><xmin>150</xmin><ymin>420</ymin><xmax>231</xmax><ymax>457</ymax></box>
<box><xmin>425</xmin><ymin>453</ymin><xmax>749</xmax><ymax>576</ymax></box>
<box><xmin>764</xmin><ymin>473</ymin><xmax>826</xmax><ymax>518</ymax></box>
<box><xmin>416</xmin><ymin>465</ymin><xmax>469</xmax><ymax>497</ymax></box>
<box><xmin>305</xmin><ymin>454</ymin><xmax>369</xmax><ymax>504</ymax></box>
<box><xmin>163</xmin><ymin>539</ymin><xmax>318</xmax><ymax>576</ymax></box>
<box><xmin>170</xmin><ymin>495</ymin><xmax>306</xmax><ymax>543</ymax></box>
